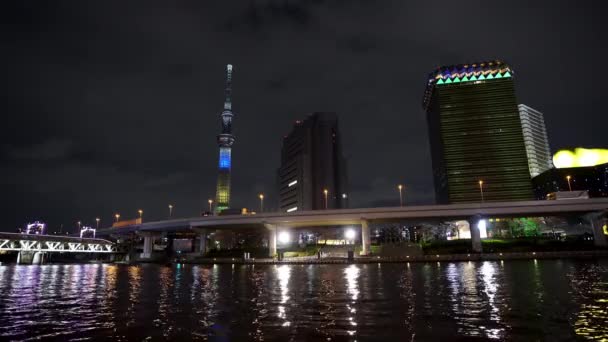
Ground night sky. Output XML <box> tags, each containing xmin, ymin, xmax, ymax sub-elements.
<box><xmin>2</xmin><ymin>1</ymin><xmax>606</xmax><ymax>232</ymax></box>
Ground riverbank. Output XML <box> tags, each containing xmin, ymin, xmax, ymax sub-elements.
<box><xmin>158</xmin><ymin>249</ymin><xmax>608</xmax><ymax>265</ymax></box>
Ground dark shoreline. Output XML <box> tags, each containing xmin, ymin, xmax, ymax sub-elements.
<box><xmin>144</xmin><ymin>249</ymin><xmax>608</xmax><ymax>265</ymax></box>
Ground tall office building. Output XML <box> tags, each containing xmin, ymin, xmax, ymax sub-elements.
<box><xmin>518</xmin><ymin>104</ymin><xmax>553</xmax><ymax>178</ymax></box>
<box><xmin>277</xmin><ymin>112</ymin><xmax>348</xmax><ymax>212</ymax></box>
<box><xmin>423</xmin><ymin>60</ymin><xmax>533</xmax><ymax>203</ymax></box>
<box><xmin>214</xmin><ymin>64</ymin><xmax>235</xmax><ymax>213</ymax></box>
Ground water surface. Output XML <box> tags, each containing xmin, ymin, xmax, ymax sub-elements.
<box><xmin>0</xmin><ymin>259</ymin><xmax>607</xmax><ymax>341</ymax></box>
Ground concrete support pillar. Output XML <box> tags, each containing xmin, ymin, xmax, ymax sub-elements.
<box><xmin>265</xmin><ymin>224</ymin><xmax>277</xmax><ymax>257</ymax></box>
<box><xmin>469</xmin><ymin>217</ymin><xmax>483</xmax><ymax>253</ymax></box>
<box><xmin>141</xmin><ymin>232</ymin><xmax>155</xmax><ymax>259</ymax></box>
<box><xmin>587</xmin><ymin>212</ymin><xmax>608</xmax><ymax>247</ymax></box>
<box><xmin>198</xmin><ymin>229</ymin><xmax>208</xmax><ymax>255</ymax></box>
<box><xmin>17</xmin><ymin>251</ymin><xmax>35</xmax><ymax>264</ymax></box>
<box><xmin>361</xmin><ymin>219</ymin><xmax>371</xmax><ymax>256</ymax></box>
<box><xmin>32</xmin><ymin>252</ymin><xmax>44</xmax><ymax>265</ymax></box>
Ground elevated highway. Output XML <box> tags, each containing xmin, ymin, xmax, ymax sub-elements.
<box><xmin>98</xmin><ymin>199</ymin><xmax>608</xmax><ymax>257</ymax></box>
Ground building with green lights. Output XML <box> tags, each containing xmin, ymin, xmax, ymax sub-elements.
<box><xmin>423</xmin><ymin>60</ymin><xmax>534</xmax><ymax>203</ymax></box>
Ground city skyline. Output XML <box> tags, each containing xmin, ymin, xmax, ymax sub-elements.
<box><xmin>2</xmin><ymin>1</ymin><xmax>607</xmax><ymax>231</ymax></box>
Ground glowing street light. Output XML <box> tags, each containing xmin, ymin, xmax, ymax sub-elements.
<box><xmin>323</xmin><ymin>189</ymin><xmax>329</xmax><ymax>209</ymax></box>
<box><xmin>208</xmin><ymin>199</ymin><xmax>213</xmax><ymax>213</ymax></box>
<box><xmin>398</xmin><ymin>184</ymin><xmax>404</xmax><ymax>207</ymax></box>
<box><xmin>259</xmin><ymin>194</ymin><xmax>264</xmax><ymax>213</ymax></box>
<box><xmin>278</xmin><ymin>231</ymin><xmax>291</xmax><ymax>245</ymax></box>
<box><xmin>566</xmin><ymin>175</ymin><xmax>572</xmax><ymax>191</ymax></box>
<box><xmin>77</xmin><ymin>221</ymin><xmax>81</xmax><ymax>230</ymax></box>
<box><xmin>138</xmin><ymin>209</ymin><xmax>143</xmax><ymax>220</ymax></box>
<box><xmin>95</xmin><ymin>217</ymin><xmax>100</xmax><ymax>229</ymax></box>
<box><xmin>344</xmin><ymin>228</ymin><xmax>356</xmax><ymax>241</ymax></box>
<box><xmin>115</xmin><ymin>213</ymin><xmax>120</xmax><ymax>222</ymax></box>
<box><xmin>477</xmin><ymin>219</ymin><xmax>488</xmax><ymax>239</ymax></box>
<box><xmin>168</xmin><ymin>204</ymin><xmax>173</xmax><ymax>218</ymax></box>
<box><xmin>479</xmin><ymin>180</ymin><xmax>485</xmax><ymax>202</ymax></box>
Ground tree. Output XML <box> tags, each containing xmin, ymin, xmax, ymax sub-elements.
<box><xmin>521</xmin><ymin>218</ymin><xmax>540</xmax><ymax>237</ymax></box>
<box><xmin>507</xmin><ymin>218</ymin><xmax>540</xmax><ymax>238</ymax></box>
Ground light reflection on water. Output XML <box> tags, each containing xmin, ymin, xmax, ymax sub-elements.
<box><xmin>276</xmin><ymin>264</ymin><xmax>291</xmax><ymax>326</ymax></box>
<box><xmin>0</xmin><ymin>260</ymin><xmax>606</xmax><ymax>341</ymax></box>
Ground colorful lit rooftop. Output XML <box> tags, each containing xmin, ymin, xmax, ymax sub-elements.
<box><xmin>422</xmin><ymin>60</ymin><xmax>515</xmax><ymax>109</ymax></box>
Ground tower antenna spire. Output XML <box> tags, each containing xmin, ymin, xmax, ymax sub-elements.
<box><xmin>224</xmin><ymin>64</ymin><xmax>232</xmax><ymax>111</ymax></box>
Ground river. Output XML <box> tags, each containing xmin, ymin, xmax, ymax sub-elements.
<box><xmin>0</xmin><ymin>259</ymin><xmax>607</xmax><ymax>341</ymax></box>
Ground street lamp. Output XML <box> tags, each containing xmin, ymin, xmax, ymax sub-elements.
<box><xmin>77</xmin><ymin>221</ymin><xmax>81</xmax><ymax>231</ymax></box>
<box><xmin>168</xmin><ymin>204</ymin><xmax>173</xmax><ymax>218</ymax></box>
<box><xmin>115</xmin><ymin>213</ymin><xmax>120</xmax><ymax>222</ymax></box>
<box><xmin>398</xmin><ymin>184</ymin><xmax>404</xmax><ymax>207</ymax></box>
<box><xmin>208</xmin><ymin>199</ymin><xmax>213</xmax><ymax>213</ymax></box>
<box><xmin>259</xmin><ymin>194</ymin><xmax>264</xmax><ymax>213</ymax></box>
<box><xmin>342</xmin><ymin>193</ymin><xmax>348</xmax><ymax>208</ymax></box>
<box><xmin>479</xmin><ymin>180</ymin><xmax>485</xmax><ymax>202</ymax></box>
<box><xmin>278</xmin><ymin>231</ymin><xmax>291</xmax><ymax>244</ymax></box>
<box><xmin>95</xmin><ymin>217</ymin><xmax>100</xmax><ymax>229</ymax></box>
<box><xmin>138</xmin><ymin>209</ymin><xmax>143</xmax><ymax>220</ymax></box>
<box><xmin>345</xmin><ymin>228</ymin><xmax>356</xmax><ymax>241</ymax></box>
<box><xmin>566</xmin><ymin>175</ymin><xmax>572</xmax><ymax>191</ymax></box>
<box><xmin>323</xmin><ymin>189</ymin><xmax>329</xmax><ymax>209</ymax></box>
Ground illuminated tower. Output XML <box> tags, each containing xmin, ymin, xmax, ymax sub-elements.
<box><xmin>423</xmin><ymin>60</ymin><xmax>533</xmax><ymax>203</ymax></box>
<box><xmin>214</xmin><ymin>64</ymin><xmax>235</xmax><ymax>213</ymax></box>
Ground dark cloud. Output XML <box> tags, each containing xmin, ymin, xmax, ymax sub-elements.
<box><xmin>5</xmin><ymin>139</ymin><xmax>73</xmax><ymax>161</ymax></box>
<box><xmin>1</xmin><ymin>0</ymin><xmax>607</xmax><ymax>232</ymax></box>
<box><xmin>224</xmin><ymin>0</ymin><xmax>316</xmax><ymax>32</ymax></box>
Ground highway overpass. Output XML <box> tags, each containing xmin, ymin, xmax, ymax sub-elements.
<box><xmin>97</xmin><ymin>199</ymin><xmax>608</xmax><ymax>257</ymax></box>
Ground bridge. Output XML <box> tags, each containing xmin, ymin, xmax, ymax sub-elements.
<box><xmin>0</xmin><ymin>232</ymin><xmax>116</xmax><ymax>264</ymax></box>
<box><xmin>98</xmin><ymin>199</ymin><xmax>608</xmax><ymax>258</ymax></box>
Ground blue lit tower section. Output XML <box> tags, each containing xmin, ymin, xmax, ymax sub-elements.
<box><xmin>214</xmin><ymin>64</ymin><xmax>235</xmax><ymax>213</ymax></box>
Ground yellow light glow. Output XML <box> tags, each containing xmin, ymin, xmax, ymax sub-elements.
<box><xmin>553</xmin><ymin>148</ymin><xmax>608</xmax><ymax>168</ymax></box>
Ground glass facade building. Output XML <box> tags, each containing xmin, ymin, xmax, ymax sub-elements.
<box><xmin>423</xmin><ymin>60</ymin><xmax>534</xmax><ymax>203</ymax></box>
<box><xmin>518</xmin><ymin>104</ymin><xmax>553</xmax><ymax>177</ymax></box>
